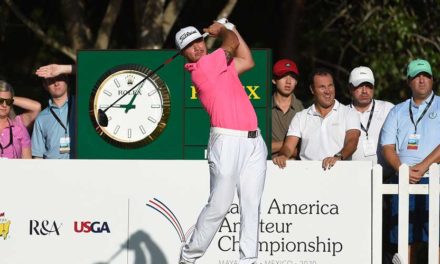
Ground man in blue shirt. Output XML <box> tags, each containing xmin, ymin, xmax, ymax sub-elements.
<box><xmin>381</xmin><ymin>59</ymin><xmax>440</xmax><ymax>263</ymax></box>
<box><xmin>32</xmin><ymin>64</ymin><xmax>75</xmax><ymax>159</ymax></box>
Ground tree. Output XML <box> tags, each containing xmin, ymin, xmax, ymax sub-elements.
<box><xmin>290</xmin><ymin>0</ymin><xmax>440</xmax><ymax>103</ymax></box>
<box><xmin>4</xmin><ymin>0</ymin><xmax>239</xmax><ymax>60</ymax></box>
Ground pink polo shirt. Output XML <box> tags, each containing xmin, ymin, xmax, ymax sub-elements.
<box><xmin>185</xmin><ymin>48</ymin><xmax>258</xmax><ymax>131</ymax></box>
<box><xmin>0</xmin><ymin>115</ymin><xmax>30</xmax><ymax>159</ymax></box>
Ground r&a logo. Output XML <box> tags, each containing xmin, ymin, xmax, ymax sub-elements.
<box><xmin>74</xmin><ymin>221</ymin><xmax>111</xmax><ymax>233</ymax></box>
<box><xmin>29</xmin><ymin>220</ymin><xmax>62</xmax><ymax>235</ymax></box>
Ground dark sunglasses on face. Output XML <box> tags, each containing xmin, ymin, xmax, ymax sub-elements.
<box><xmin>0</xmin><ymin>97</ymin><xmax>14</xmax><ymax>106</ymax></box>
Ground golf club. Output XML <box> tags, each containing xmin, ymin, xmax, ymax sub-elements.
<box><xmin>97</xmin><ymin>32</ymin><xmax>209</xmax><ymax>127</ymax></box>
<box><xmin>93</xmin><ymin>247</ymin><xmax>123</xmax><ymax>264</ymax></box>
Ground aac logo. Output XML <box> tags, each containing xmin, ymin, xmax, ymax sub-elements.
<box><xmin>29</xmin><ymin>220</ymin><xmax>62</xmax><ymax>235</ymax></box>
<box><xmin>146</xmin><ymin>198</ymin><xmax>194</xmax><ymax>244</ymax></box>
<box><xmin>0</xmin><ymin>212</ymin><xmax>11</xmax><ymax>240</ymax></box>
<box><xmin>74</xmin><ymin>221</ymin><xmax>111</xmax><ymax>233</ymax></box>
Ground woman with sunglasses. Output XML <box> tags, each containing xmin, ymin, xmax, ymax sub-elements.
<box><xmin>0</xmin><ymin>80</ymin><xmax>41</xmax><ymax>159</ymax></box>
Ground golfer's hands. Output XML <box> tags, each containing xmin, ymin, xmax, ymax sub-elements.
<box><xmin>35</xmin><ymin>64</ymin><xmax>72</xmax><ymax>78</ymax></box>
<box><xmin>203</xmin><ymin>21</ymin><xmax>224</xmax><ymax>37</ymax></box>
<box><xmin>272</xmin><ymin>155</ymin><xmax>288</xmax><ymax>169</ymax></box>
<box><xmin>322</xmin><ymin>156</ymin><xmax>341</xmax><ymax>170</ymax></box>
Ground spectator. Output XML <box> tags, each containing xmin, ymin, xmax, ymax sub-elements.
<box><xmin>271</xmin><ymin>59</ymin><xmax>304</xmax><ymax>157</ymax></box>
<box><xmin>348</xmin><ymin>66</ymin><xmax>394</xmax><ymax>176</ymax></box>
<box><xmin>272</xmin><ymin>67</ymin><xmax>360</xmax><ymax>170</ymax></box>
<box><xmin>381</xmin><ymin>59</ymin><xmax>440</xmax><ymax>264</ymax></box>
<box><xmin>0</xmin><ymin>80</ymin><xmax>41</xmax><ymax>159</ymax></box>
<box><xmin>32</xmin><ymin>64</ymin><xmax>75</xmax><ymax>159</ymax></box>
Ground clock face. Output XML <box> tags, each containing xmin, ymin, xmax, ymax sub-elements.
<box><xmin>90</xmin><ymin>64</ymin><xmax>171</xmax><ymax>148</ymax></box>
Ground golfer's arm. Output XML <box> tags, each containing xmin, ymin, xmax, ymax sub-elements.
<box><xmin>219</xmin><ymin>27</ymin><xmax>239</xmax><ymax>56</ymax></box>
<box><xmin>230</xmin><ymin>28</ymin><xmax>254</xmax><ymax>74</ymax></box>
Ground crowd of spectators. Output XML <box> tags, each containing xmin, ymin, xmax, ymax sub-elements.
<box><xmin>271</xmin><ymin>58</ymin><xmax>439</xmax><ymax>264</ymax></box>
<box><xmin>0</xmin><ymin>64</ymin><xmax>74</xmax><ymax>159</ymax></box>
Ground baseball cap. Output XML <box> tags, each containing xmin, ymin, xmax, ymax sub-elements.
<box><xmin>349</xmin><ymin>66</ymin><xmax>375</xmax><ymax>87</ymax></box>
<box><xmin>175</xmin><ymin>26</ymin><xmax>203</xmax><ymax>50</ymax></box>
<box><xmin>407</xmin><ymin>59</ymin><xmax>432</xmax><ymax>78</ymax></box>
<box><xmin>273</xmin><ymin>59</ymin><xmax>299</xmax><ymax>79</ymax></box>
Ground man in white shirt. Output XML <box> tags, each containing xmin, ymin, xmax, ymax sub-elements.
<box><xmin>272</xmin><ymin>67</ymin><xmax>360</xmax><ymax>170</ymax></box>
<box><xmin>348</xmin><ymin>66</ymin><xmax>394</xmax><ymax>176</ymax></box>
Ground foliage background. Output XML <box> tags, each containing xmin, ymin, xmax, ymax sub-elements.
<box><xmin>1</xmin><ymin>0</ymin><xmax>439</xmax><ymax>107</ymax></box>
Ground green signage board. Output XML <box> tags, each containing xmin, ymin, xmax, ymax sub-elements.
<box><xmin>76</xmin><ymin>49</ymin><xmax>271</xmax><ymax>159</ymax></box>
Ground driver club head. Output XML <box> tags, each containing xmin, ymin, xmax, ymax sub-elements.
<box><xmin>98</xmin><ymin>109</ymin><xmax>109</xmax><ymax>127</ymax></box>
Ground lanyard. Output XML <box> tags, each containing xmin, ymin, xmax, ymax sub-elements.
<box><xmin>409</xmin><ymin>94</ymin><xmax>434</xmax><ymax>134</ymax></box>
<box><xmin>0</xmin><ymin>119</ymin><xmax>13</xmax><ymax>155</ymax></box>
<box><xmin>350</xmin><ymin>100</ymin><xmax>375</xmax><ymax>139</ymax></box>
<box><xmin>359</xmin><ymin>100</ymin><xmax>375</xmax><ymax>139</ymax></box>
<box><xmin>49</xmin><ymin>98</ymin><xmax>71</xmax><ymax>135</ymax></box>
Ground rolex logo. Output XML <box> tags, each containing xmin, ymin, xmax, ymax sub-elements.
<box><xmin>126</xmin><ymin>75</ymin><xmax>134</xmax><ymax>86</ymax></box>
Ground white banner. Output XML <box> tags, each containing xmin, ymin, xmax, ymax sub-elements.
<box><xmin>0</xmin><ymin>160</ymin><xmax>373</xmax><ymax>264</ymax></box>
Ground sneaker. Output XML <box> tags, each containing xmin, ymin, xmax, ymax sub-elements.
<box><xmin>178</xmin><ymin>243</ymin><xmax>194</xmax><ymax>264</ymax></box>
<box><xmin>392</xmin><ymin>253</ymin><xmax>403</xmax><ymax>264</ymax></box>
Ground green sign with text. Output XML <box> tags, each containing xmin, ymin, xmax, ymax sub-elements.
<box><xmin>76</xmin><ymin>49</ymin><xmax>270</xmax><ymax>159</ymax></box>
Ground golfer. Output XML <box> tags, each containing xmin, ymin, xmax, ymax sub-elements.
<box><xmin>176</xmin><ymin>19</ymin><xmax>267</xmax><ymax>264</ymax></box>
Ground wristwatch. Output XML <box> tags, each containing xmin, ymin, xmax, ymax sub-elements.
<box><xmin>334</xmin><ymin>152</ymin><xmax>343</xmax><ymax>160</ymax></box>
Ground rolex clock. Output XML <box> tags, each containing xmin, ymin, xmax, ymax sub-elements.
<box><xmin>89</xmin><ymin>64</ymin><xmax>171</xmax><ymax>148</ymax></box>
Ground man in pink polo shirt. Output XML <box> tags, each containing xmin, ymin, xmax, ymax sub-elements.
<box><xmin>176</xmin><ymin>20</ymin><xmax>267</xmax><ymax>264</ymax></box>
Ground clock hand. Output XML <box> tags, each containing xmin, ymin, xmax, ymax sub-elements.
<box><xmin>97</xmin><ymin>32</ymin><xmax>209</xmax><ymax>127</ymax></box>
<box><xmin>123</xmin><ymin>83</ymin><xmax>144</xmax><ymax>113</ymax></box>
<box><xmin>100</xmin><ymin>104</ymin><xmax>134</xmax><ymax>109</ymax></box>
<box><xmin>121</xmin><ymin>103</ymin><xmax>136</xmax><ymax>111</ymax></box>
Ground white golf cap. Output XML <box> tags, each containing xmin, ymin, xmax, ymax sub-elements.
<box><xmin>175</xmin><ymin>26</ymin><xmax>203</xmax><ymax>50</ymax></box>
<box><xmin>349</xmin><ymin>66</ymin><xmax>375</xmax><ymax>87</ymax></box>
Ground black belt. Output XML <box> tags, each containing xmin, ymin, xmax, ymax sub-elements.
<box><xmin>248</xmin><ymin>130</ymin><xmax>258</xmax><ymax>138</ymax></box>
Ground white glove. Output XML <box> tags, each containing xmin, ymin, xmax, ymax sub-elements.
<box><xmin>216</xmin><ymin>18</ymin><xmax>235</xmax><ymax>31</ymax></box>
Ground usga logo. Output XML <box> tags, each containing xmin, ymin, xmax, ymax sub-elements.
<box><xmin>0</xmin><ymin>212</ymin><xmax>11</xmax><ymax>240</ymax></box>
<box><xmin>74</xmin><ymin>221</ymin><xmax>111</xmax><ymax>233</ymax></box>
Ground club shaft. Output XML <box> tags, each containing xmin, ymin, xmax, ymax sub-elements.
<box><xmin>102</xmin><ymin>32</ymin><xmax>208</xmax><ymax>114</ymax></box>
<box><xmin>103</xmin><ymin>52</ymin><xmax>180</xmax><ymax>113</ymax></box>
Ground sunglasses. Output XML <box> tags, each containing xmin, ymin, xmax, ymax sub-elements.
<box><xmin>0</xmin><ymin>97</ymin><xmax>14</xmax><ymax>106</ymax></box>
